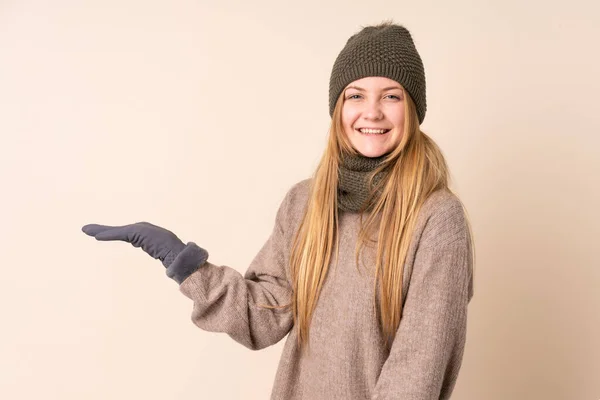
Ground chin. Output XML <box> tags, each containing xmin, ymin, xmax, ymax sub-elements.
<box><xmin>354</xmin><ymin>148</ymin><xmax>389</xmax><ymax>158</ymax></box>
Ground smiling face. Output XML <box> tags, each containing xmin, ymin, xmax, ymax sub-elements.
<box><xmin>341</xmin><ymin>76</ymin><xmax>406</xmax><ymax>158</ymax></box>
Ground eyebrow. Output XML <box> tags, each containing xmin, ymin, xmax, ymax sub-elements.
<box><xmin>345</xmin><ymin>85</ymin><xmax>403</xmax><ymax>92</ymax></box>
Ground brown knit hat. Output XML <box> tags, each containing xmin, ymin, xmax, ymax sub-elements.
<box><xmin>328</xmin><ymin>22</ymin><xmax>427</xmax><ymax>124</ymax></box>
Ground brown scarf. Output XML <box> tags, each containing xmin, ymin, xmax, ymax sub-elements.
<box><xmin>338</xmin><ymin>153</ymin><xmax>389</xmax><ymax>213</ymax></box>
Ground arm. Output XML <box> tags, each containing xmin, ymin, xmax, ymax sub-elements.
<box><xmin>372</xmin><ymin>203</ymin><xmax>474</xmax><ymax>400</ymax></box>
<box><xmin>167</xmin><ymin>188</ymin><xmax>296</xmax><ymax>351</ymax></box>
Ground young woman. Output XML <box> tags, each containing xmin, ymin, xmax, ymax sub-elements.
<box><xmin>83</xmin><ymin>21</ymin><xmax>475</xmax><ymax>400</ymax></box>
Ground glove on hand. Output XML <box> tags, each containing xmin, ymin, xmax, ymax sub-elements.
<box><xmin>81</xmin><ymin>221</ymin><xmax>186</xmax><ymax>268</ymax></box>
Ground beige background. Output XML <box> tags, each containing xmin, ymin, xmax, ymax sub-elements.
<box><xmin>1</xmin><ymin>0</ymin><xmax>599</xmax><ymax>399</ymax></box>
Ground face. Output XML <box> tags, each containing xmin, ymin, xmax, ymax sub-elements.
<box><xmin>341</xmin><ymin>76</ymin><xmax>405</xmax><ymax>158</ymax></box>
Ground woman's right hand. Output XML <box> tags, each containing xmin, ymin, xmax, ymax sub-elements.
<box><xmin>81</xmin><ymin>221</ymin><xmax>186</xmax><ymax>268</ymax></box>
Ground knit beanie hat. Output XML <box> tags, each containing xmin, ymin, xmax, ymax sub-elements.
<box><xmin>328</xmin><ymin>22</ymin><xmax>427</xmax><ymax>124</ymax></box>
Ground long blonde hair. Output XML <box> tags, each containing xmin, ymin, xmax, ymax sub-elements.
<box><xmin>260</xmin><ymin>86</ymin><xmax>475</xmax><ymax>355</ymax></box>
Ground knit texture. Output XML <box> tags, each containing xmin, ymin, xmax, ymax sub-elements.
<box><xmin>329</xmin><ymin>23</ymin><xmax>427</xmax><ymax>124</ymax></box>
<box><xmin>174</xmin><ymin>178</ymin><xmax>473</xmax><ymax>399</ymax></box>
<box><xmin>338</xmin><ymin>152</ymin><xmax>389</xmax><ymax>212</ymax></box>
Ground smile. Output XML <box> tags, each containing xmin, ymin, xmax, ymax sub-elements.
<box><xmin>356</xmin><ymin>128</ymin><xmax>391</xmax><ymax>135</ymax></box>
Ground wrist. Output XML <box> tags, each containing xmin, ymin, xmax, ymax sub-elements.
<box><xmin>161</xmin><ymin>241</ymin><xmax>186</xmax><ymax>268</ymax></box>
<box><xmin>165</xmin><ymin>242</ymin><xmax>209</xmax><ymax>284</ymax></box>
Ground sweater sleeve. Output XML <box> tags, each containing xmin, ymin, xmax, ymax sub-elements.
<box><xmin>173</xmin><ymin>187</ymin><xmax>296</xmax><ymax>351</ymax></box>
<box><xmin>371</xmin><ymin>202</ymin><xmax>474</xmax><ymax>400</ymax></box>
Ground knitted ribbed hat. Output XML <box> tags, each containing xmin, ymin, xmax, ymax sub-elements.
<box><xmin>328</xmin><ymin>23</ymin><xmax>427</xmax><ymax>124</ymax></box>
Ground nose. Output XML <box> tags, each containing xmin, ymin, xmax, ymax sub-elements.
<box><xmin>363</xmin><ymin>100</ymin><xmax>383</xmax><ymax>120</ymax></box>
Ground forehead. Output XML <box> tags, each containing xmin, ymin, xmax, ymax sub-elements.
<box><xmin>345</xmin><ymin>76</ymin><xmax>403</xmax><ymax>91</ymax></box>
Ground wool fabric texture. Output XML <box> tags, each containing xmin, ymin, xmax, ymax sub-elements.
<box><xmin>169</xmin><ymin>178</ymin><xmax>474</xmax><ymax>399</ymax></box>
<box><xmin>338</xmin><ymin>152</ymin><xmax>389</xmax><ymax>213</ymax></box>
<box><xmin>328</xmin><ymin>23</ymin><xmax>427</xmax><ymax>124</ymax></box>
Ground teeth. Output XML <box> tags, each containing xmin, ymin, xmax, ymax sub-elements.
<box><xmin>359</xmin><ymin>128</ymin><xmax>388</xmax><ymax>134</ymax></box>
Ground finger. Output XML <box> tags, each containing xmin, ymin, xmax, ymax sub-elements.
<box><xmin>93</xmin><ymin>225</ymin><xmax>137</xmax><ymax>242</ymax></box>
<box><xmin>82</xmin><ymin>224</ymin><xmax>116</xmax><ymax>237</ymax></box>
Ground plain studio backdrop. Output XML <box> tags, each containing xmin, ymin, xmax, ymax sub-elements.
<box><xmin>1</xmin><ymin>0</ymin><xmax>599</xmax><ymax>399</ymax></box>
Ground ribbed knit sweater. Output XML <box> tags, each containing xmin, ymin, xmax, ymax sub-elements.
<box><xmin>171</xmin><ymin>178</ymin><xmax>474</xmax><ymax>399</ymax></box>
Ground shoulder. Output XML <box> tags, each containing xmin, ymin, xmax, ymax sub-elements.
<box><xmin>281</xmin><ymin>178</ymin><xmax>312</xmax><ymax>210</ymax></box>
<box><xmin>273</xmin><ymin>178</ymin><xmax>312</xmax><ymax>227</ymax></box>
<box><xmin>288</xmin><ymin>178</ymin><xmax>312</xmax><ymax>198</ymax></box>
<box><xmin>420</xmin><ymin>188</ymin><xmax>465</xmax><ymax>219</ymax></box>
<box><xmin>416</xmin><ymin>188</ymin><xmax>470</xmax><ymax>248</ymax></box>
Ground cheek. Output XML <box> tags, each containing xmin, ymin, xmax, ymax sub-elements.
<box><xmin>341</xmin><ymin>108</ymin><xmax>359</xmax><ymax>129</ymax></box>
<box><xmin>382</xmin><ymin>103</ymin><xmax>404</xmax><ymax>125</ymax></box>
<box><xmin>396</xmin><ymin>109</ymin><xmax>406</xmax><ymax>126</ymax></box>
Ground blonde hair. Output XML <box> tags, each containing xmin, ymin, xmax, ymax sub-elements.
<box><xmin>259</xmin><ymin>86</ymin><xmax>475</xmax><ymax>355</ymax></box>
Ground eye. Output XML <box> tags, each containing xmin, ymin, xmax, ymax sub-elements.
<box><xmin>346</xmin><ymin>94</ymin><xmax>362</xmax><ymax>100</ymax></box>
<box><xmin>385</xmin><ymin>95</ymin><xmax>401</xmax><ymax>100</ymax></box>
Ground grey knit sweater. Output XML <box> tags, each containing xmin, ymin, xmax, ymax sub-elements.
<box><xmin>173</xmin><ymin>178</ymin><xmax>474</xmax><ymax>399</ymax></box>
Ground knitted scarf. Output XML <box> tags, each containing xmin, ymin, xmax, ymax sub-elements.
<box><xmin>338</xmin><ymin>152</ymin><xmax>389</xmax><ymax>213</ymax></box>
